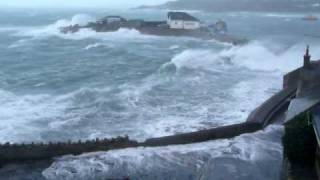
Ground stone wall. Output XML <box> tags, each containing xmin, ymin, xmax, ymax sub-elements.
<box><xmin>0</xmin><ymin>136</ymin><xmax>139</xmax><ymax>164</ymax></box>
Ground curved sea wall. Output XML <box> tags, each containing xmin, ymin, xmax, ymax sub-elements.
<box><xmin>246</xmin><ymin>87</ymin><xmax>296</xmax><ymax>127</ymax></box>
<box><xmin>143</xmin><ymin>122</ymin><xmax>262</xmax><ymax>147</ymax></box>
<box><xmin>0</xmin><ymin>123</ymin><xmax>263</xmax><ymax>165</ymax></box>
<box><xmin>0</xmin><ymin>137</ymin><xmax>139</xmax><ymax>165</ymax></box>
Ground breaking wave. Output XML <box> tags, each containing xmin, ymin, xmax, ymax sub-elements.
<box><xmin>84</xmin><ymin>43</ymin><xmax>115</xmax><ymax>50</ymax></box>
<box><xmin>221</xmin><ymin>41</ymin><xmax>320</xmax><ymax>72</ymax></box>
<box><xmin>0</xmin><ymin>89</ymin><xmax>70</xmax><ymax>143</ymax></box>
<box><xmin>13</xmin><ymin>14</ymin><xmax>95</xmax><ymax>38</ymax></box>
<box><xmin>42</xmin><ymin>125</ymin><xmax>283</xmax><ymax>180</ymax></box>
<box><xmin>8</xmin><ymin>38</ymin><xmax>34</xmax><ymax>48</ymax></box>
<box><xmin>170</xmin><ymin>49</ymin><xmax>228</xmax><ymax>70</ymax></box>
<box><xmin>169</xmin><ymin>45</ymin><xmax>180</xmax><ymax>50</ymax></box>
<box><xmin>12</xmin><ymin>14</ymin><xmax>159</xmax><ymax>41</ymax></box>
<box><xmin>0</xmin><ymin>87</ymin><xmax>114</xmax><ymax>143</ymax></box>
<box><xmin>169</xmin><ymin>41</ymin><xmax>320</xmax><ymax>73</ymax></box>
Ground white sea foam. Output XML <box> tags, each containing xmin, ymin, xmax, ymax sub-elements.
<box><xmin>170</xmin><ymin>41</ymin><xmax>320</xmax><ymax>73</ymax></box>
<box><xmin>115</xmin><ymin>41</ymin><xmax>304</xmax><ymax>138</ymax></box>
<box><xmin>16</xmin><ymin>25</ymin><xmax>159</xmax><ymax>42</ymax></box>
<box><xmin>0</xmin><ymin>90</ymin><xmax>70</xmax><ymax>143</ymax></box>
<box><xmin>84</xmin><ymin>43</ymin><xmax>102</xmax><ymax>50</ymax></box>
<box><xmin>171</xmin><ymin>49</ymin><xmax>226</xmax><ymax>70</ymax></box>
<box><xmin>208</xmin><ymin>38</ymin><xmax>234</xmax><ymax>47</ymax></box>
<box><xmin>169</xmin><ymin>45</ymin><xmax>180</xmax><ymax>50</ymax></box>
<box><xmin>12</xmin><ymin>14</ymin><xmax>95</xmax><ymax>38</ymax></box>
<box><xmin>0</xmin><ymin>86</ymin><xmax>116</xmax><ymax>143</ymax></box>
<box><xmin>12</xmin><ymin>14</ymin><xmax>159</xmax><ymax>42</ymax></box>
<box><xmin>84</xmin><ymin>43</ymin><xmax>114</xmax><ymax>50</ymax></box>
<box><xmin>8</xmin><ymin>38</ymin><xmax>33</xmax><ymax>48</ymax></box>
<box><xmin>221</xmin><ymin>41</ymin><xmax>320</xmax><ymax>72</ymax></box>
<box><xmin>116</xmin><ymin>73</ymin><xmax>224</xmax><ymax>139</ymax></box>
<box><xmin>228</xmin><ymin>76</ymin><xmax>281</xmax><ymax>123</ymax></box>
<box><xmin>42</xmin><ymin>125</ymin><xmax>283</xmax><ymax>180</ymax></box>
<box><xmin>2</xmin><ymin>40</ymin><xmax>317</xmax><ymax>143</ymax></box>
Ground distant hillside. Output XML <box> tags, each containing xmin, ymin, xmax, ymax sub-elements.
<box><xmin>138</xmin><ymin>0</ymin><xmax>320</xmax><ymax>12</ymax></box>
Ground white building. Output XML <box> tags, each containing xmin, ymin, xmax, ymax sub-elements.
<box><xmin>167</xmin><ymin>12</ymin><xmax>200</xmax><ymax>30</ymax></box>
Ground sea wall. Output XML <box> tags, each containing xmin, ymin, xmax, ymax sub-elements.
<box><xmin>143</xmin><ymin>122</ymin><xmax>262</xmax><ymax>147</ymax></box>
<box><xmin>0</xmin><ymin>137</ymin><xmax>139</xmax><ymax>164</ymax></box>
<box><xmin>283</xmin><ymin>68</ymin><xmax>301</xmax><ymax>90</ymax></box>
<box><xmin>246</xmin><ymin>87</ymin><xmax>296</xmax><ymax>127</ymax></box>
<box><xmin>0</xmin><ymin>122</ymin><xmax>263</xmax><ymax>164</ymax></box>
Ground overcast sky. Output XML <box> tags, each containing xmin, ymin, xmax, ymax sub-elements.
<box><xmin>0</xmin><ymin>0</ymin><xmax>170</xmax><ymax>8</ymax></box>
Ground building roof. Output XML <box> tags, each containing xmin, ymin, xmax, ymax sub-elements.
<box><xmin>168</xmin><ymin>12</ymin><xmax>199</xmax><ymax>22</ymax></box>
<box><xmin>285</xmin><ymin>86</ymin><xmax>320</xmax><ymax>124</ymax></box>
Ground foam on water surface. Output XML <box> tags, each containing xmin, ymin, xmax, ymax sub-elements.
<box><xmin>42</xmin><ymin>125</ymin><xmax>284</xmax><ymax>180</ymax></box>
<box><xmin>0</xmin><ymin>39</ymin><xmax>309</xmax><ymax>142</ymax></box>
<box><xmin>0</xmin><ymin>9</ymin><xmax>319</xmax><ymax>179</ymax></box>
<box><xmin>10</xmin><ymin>14</ymin><xmax>161</xmax><ymax>42</ymax></box>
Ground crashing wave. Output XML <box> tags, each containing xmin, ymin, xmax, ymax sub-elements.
<box><xmin>169</xmin><ymin>41</ymin><xmax>320</xmax><ymax>73</ymax></box>
<box><xmin>12</xmin><ymin>14</ymin><xmax>160</xmax><ymax>41</ymax></box>
<box><xmin>42</xmin><ymin>125</ymin><xmax>283</xmax><ymax>180</ymax></box>
<box><xmin>0</xmin><ymin>89</ymin><xmax>70</xmax><ymax>143</ymax></box>
<box><xmin>170</xmin><ymin>49</ymin><xmax>228</xmax><ymax>70</ymax></box>
<box><xmin>83</xmin><ymin>43</ymin><xmax>115</xmax><ymax>50</ymax></box>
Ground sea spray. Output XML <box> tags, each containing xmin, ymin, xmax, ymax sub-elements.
<box><xmin>171</xmin><ymin>49</ymin><xmax>222</xmax><ymax>70</ymax></box>
<box><xmin>42</xmin><ymin>125</ymin><xmax>284</xmax><ymax>180</ymax></box>
<box><xmin>13</xmin><ymin>14</ymin><xmax>160</xmax><ymax>42</ymax></box>
<box><xmin>169</xmin><ymin>41</ymin><xmax>320</xmax><ymax>73</ymax></box>
<box><xmin>0</xmin><ymin>89</ymin><xmax>70</xmax><ymax>143</ymax></box>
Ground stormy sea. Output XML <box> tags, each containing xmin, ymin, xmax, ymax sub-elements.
<box><xmin>0</xmin><ymin>8</ymin><xmax>319</xmax><ymax>180</ymax></box>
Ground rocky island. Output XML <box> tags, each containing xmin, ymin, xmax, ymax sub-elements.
<box><xmin>60</xmin><ymin>12</ymin><xmax>248</xmax><ymax>45</ymax></box>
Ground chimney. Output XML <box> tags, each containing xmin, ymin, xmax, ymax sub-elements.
<box><xmin>304</xmin><ymin>45</ymin><xmax>311</xmax><ymax>69</ymax></box>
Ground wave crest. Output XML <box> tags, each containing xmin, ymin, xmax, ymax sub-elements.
<box><xmin>42</xmin><ymin>125</ymin><xmax>283</xmax><ymax>180</ymax></box>
<box><xmin>169</xmin><ymin>41</ymin><xmax>320</xmax><ymax>73</ymax></box>
<box><xmin>170</xmin><ymin>49</ymin><xmax>229</xmax><ymax>70</ymax></box>
<box><xmin>13</xmin><ymin>14</ymin><xmax>159</xmax><ymax>41</ymax></box>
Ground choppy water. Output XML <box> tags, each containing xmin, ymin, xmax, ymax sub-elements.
<box><xmin>0</xmin><ymin>8</ymin><xmax>320</xmax><ymax>180</ymax></box>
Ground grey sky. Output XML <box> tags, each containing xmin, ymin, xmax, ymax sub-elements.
<box><xmin>0</xmin><ymin>0</ymin><xmax>169</xmax><ymax>8</ymax></box>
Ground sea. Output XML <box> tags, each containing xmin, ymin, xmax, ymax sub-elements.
<box><xmin>0</xmin><ymin>7</ymin><xmax>319</xmax><ymax>180</ymax></box>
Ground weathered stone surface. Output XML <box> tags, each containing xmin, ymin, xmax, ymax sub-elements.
<box><xmin>246</xmin><ymin>87</ymin><xmax>296</xmax><ymax>126</ymax></box>
<box><xmin>0</xmin><ymin>136</ymin><xmax>139</xmax><ymax>165</ymax></box>
<box><xmin>286</xmin><ymin>86</ymin><xmax>320</xmax><ymax>123</ymax></box>
<box><xmin>143</xmin><ymin>122</ymin><xmax>262</xmax><ymax>147</ymax></box>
